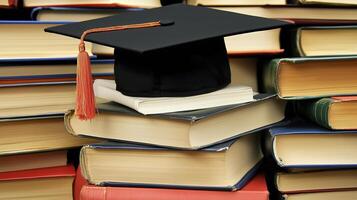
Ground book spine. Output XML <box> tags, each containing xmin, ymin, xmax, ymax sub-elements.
<box><xmin>64</xmin><ymin>110</ymin><xmax>78</xmax><ymax>137</ymax></box>
<box><xmin>80</xmin><ymin>186</ymin><xmax>107</xmax><ymax>200</ymax></box>
<box><xmin>281</xmin><ymin>27</ymin><xmax>304</xmax><ymax>57</ymax></box>
<box><xmin>297</xmin><ymin>98</ymin><xmax>333</xmax><ymax>129</ymax></box>
<box><xmin>80</xmin><ymin>185</ymin><xmax>268</xmax><ymax>200</ymax></box>
<box><xmin>261</xmin><ymin>59</ymin><xmax>280</xmax><ymax>96</ymax></box>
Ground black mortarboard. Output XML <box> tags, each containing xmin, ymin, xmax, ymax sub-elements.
<box><xmin>45</xmin><ymin>4</ymin><xmax>289</xmax><ymax>120</ymax></box>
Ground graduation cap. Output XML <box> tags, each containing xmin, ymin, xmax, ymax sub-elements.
<box><xmin>45</xmin><ymin>4</ymin><xmax>290</xmax><ymax>120</ymax></box>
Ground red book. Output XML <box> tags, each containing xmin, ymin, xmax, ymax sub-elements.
<box><xmin>74</xmin><ymin>166</ymin><xmax>89</xmax><ymax>200</ymax></box>
<box><xmin>80</xmin><ymin>173</ymin><xmax>268</xmax><ymax>200</ymax></box>
<box><xmin>0</xmin><ymin>165</ymin><xmax>75</xmax><ymax>199</ymax></box>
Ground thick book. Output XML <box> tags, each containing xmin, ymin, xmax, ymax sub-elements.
<box><xmin>0</xmin><ymin>21</ymin><xmax>93</xmax><ymax>60</ymax></box>
<box><xmin>65</xmin><ymin>94</ymin><xmax>285</xmax><ymax>149</ymax></box>
<box><xmin>281</xmin><ymin>190</ymin><xmax>357</xmax><ymax>200</ymax></box>
<box><xmin>94</xmin><ymin>79</ymin><xmax>254</xmax><ymax>115</ymax></box>
<box><xmin>23</xmin><ymin>0</ymin><xmax>161</xmax><ymax>8</ymax></box>
<box><xmin>285</xmin><ymin>26</ymin><xmax>357</xmax><ymax>57</ymax></box>
<box><xmin>31</xmin><ymin>7</ymin><xmax>131</xmax><ymax>21</ymax></box>
<box><xmin>92</xmin><ymin>28</ymin><xmax>284</xmax><ymax>56</ymax></box>
<box><xmin>80</xmin><ymin>134</ymin><xmax>262</xmax><ymax>190</ymax></box>
<box><xmin>80</xmin><ymin>173</ymin><xmax>269</xmax><ymax>200</ymax></box>
<box><xmin>0</xmin><ymin>82</ymin><xmax>109</xmax><ymax>118</ymax></box>
<box><xmin>262</xmin><ymin>56</ymin><xmax>357</xmax><ymax>99</ymax></box>
<box><xmin>289</xmin><ymin>0</ymin><xmax>357</xmax><ymax>6</ymax></box>
<box><xmin>0</xmin><ymin>165</ymin><xmax>75</xmax><ymax>199</ymax></box>
<box><xmin>213</xmin><ymin>6</ymin><xmax>357</xmax><ymax>24</ymax></box>
<box><xmin>267</xmin><ymin>119</ymin><xmax>357</xmax><ymax>168</ymax></box>
<box><xmin>297</xmin><ymin>96</ymin><xmax>357</xmax><ymax>130</ymax></box>
<box><xmin>0</xmin><ymin>58</ymin><xmax>113</xmax><ymax>86</ymax></box>
<box><xmin>187</xmin><ymin>0</ymin><xmax>286</xmax><ymax>6</ymax></box>
<box><xmin>276</xmin><ymin>169</ymin><xmax>357</xmax><ymax>194</ymax></box>
<box><xmin>0</xmin><ymin>115</ymin><xmax>98</xmax><ymax>155</ymax></box>
<box><xmin>0</xmin><ymin>150</ymin><xmax>67</xmax><ymax>173</ymax></box>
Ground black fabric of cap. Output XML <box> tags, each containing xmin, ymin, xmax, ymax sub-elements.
<box><xmin>45</xmin><ymin>4</ymin><xmax>290</xmax><ymax>97</ymax></box>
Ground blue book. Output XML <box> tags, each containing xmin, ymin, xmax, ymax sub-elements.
<box><xmin>80</xmin><ymin>134</ymin><xmax>263</xmax><ymax>191</ymax></box>
<box><xmin>30</xmin><ymin>7</ymin><xmax>140</xmax><ymax>22</ymax></box>
<box><xmin>0</xmin><ymin>58</ymin><xmax>114</xmax><ymax>87</ymax></box>
<box><xmin>267</xmin><ymin>119</ymin><xmax>357</xmax><ymax>169</ymax></box>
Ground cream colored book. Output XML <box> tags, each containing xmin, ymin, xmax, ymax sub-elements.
<box><xmin>276</xmin><ymin>169</ymin><xmax>357</xmax><ymax>193</ymax></box>
<box><xmin>0</xmin><ymin>22</ymin><xmax>92</xmax><ymax>60</ymax></box>
<box><xmin>0</xmin><ymin>117</ymin><xmax>98</xmax><ymax>155</ymax></box>
<box><xmin>80</xmin><ymin>133</ymin><xmax>263</xmax><ymax>188</ymax></box>
<box><xmin>187</xmin><ymin>0</ymin><xmax>286</xmax><ymax>6</ymax></box>
<box><xmin>65</xmin><ymin>94</ymin><xmax>285</xmax><ymax>149</ymax></box>
<box><xmin>213</xmin><ymin>6</ymin><xmax>357</xmax><ymax>21</ymax></box>
<box><xmin>23</xmin><ymin>0</ymin><xmax>161</xmax><ymax>8</ymax></box>
<box><xmin>294</xmin><ymin>0</ymin><xmax>357</xmax><ymax>6</ymax></box>
<box><xmin>93</xmin><ymin>79</ymin><xmax>254</xmax><ymax>115</ymax></box>
<box><xmin>92</xmin><ymin>28</ymin><xmax>282</xmax><ymax>56</ymax></box>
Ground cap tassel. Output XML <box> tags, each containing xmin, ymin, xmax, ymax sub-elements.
<box><xmin>74</xmin><ymin>21</ymin><xmax>163</xmax><ymax>120</ymax></box>
<box><xmin>76</xmin><ymin>41</ymin><xmax>96</xmax><ymax>120</ymax></box>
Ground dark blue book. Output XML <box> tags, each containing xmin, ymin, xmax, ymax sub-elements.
<box><xmin>267</xmin><ymin>119</ymin><xmax>357</xmax><ymax>169</ymax></box>
<box><xmin>80</xmin><ymin>133</ymin><xmax>263</xmax><ymax>191</ymax></box>
<box><xmin>30</xmin><ymin>7</ymin><xmax>139</xmax><ymax>21</ymax></box>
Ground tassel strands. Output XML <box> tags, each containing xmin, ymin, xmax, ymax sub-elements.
<box><xmin>76</xmin><ymin>42</ymin><xmax>96</xmax><ymax>120</ymax></box>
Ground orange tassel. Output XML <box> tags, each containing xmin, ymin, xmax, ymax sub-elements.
<box><xmin>75</xmin><ymin>21</ymin><xmax>162</xmax><ymax>120</ymax></box>
<box><xmin>75</xmin><ymin>42</ymin><xmax>96</xmax><ymax>120</ymax></box>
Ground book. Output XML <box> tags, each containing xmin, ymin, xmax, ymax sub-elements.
<box><xmin>281</xmin><ymin>190</ymin><xmax>357</xmax><ymax>200</ymax></box>
<box><xmin>92</xmin><ymin>28</ymin><xmax>283</xmax><ymax>56</ymax></box>
<box><xmin>23</xmin><ymin>0</ymin><xmax>162</xmax><ymax>8</ymax></box>
<box><xmin>187</xmin><ymin>0</ymin><xmax>286</xmax><ymax>6</ymax></box>
<box><xmin>65</xmin><ymin>94</ymin><xmax>285</xmax><ymax>149</ymax></box>
<box><xmin>0</xmin><ymin>83</ymin><xmax>76</xmax><ymax>118</ymax></box>
<box><xmin>80</xmin><ymin>173</ymin><xmax>269</xmax><ymax>200</ymax></box>
<box><xmin>0</xmin><ymin>58</ymin><xmax>114</xmax><ymax>86</ymax></box>
<box><xmin>262</xmin><ymin>56</ymin><xmax>357</xmax><ymax>99</ymax></box>
<box><xmin>0</xmin><ymin>165</ymin><xmax>75</xmax><ymax>199</ymax></box>
<box><xmin>80</xmin><ymin>133</ymin><xmax>262</xmax><ymax>190</ymax></box>
<box><xmin>93</xmin><ymin>79</ymin><xmax>254</xmax><ymax>115</ymax></box>
<box><xmin>74</xmin><ymin>165</ymin><xmax>88</xmax><ymax>200</ymax></box>
<box><xmin>267</xmin><ymin>120</ymin><xmax>357</xmax><ymax>168</ymax></box>
<box><xmin>0</xmin><ymin>150</ymin><xmax>67</xmax><ymax>173</ymax></box>
<box><xmin>297</xmin><ymin>96</ymin><xmax>357</xmax><ymax>130</ymax></box>
<box><xmin>0</xmin><ymin>82</ymin><xmax>109</xmax><ymax>118</ymax></box>
<box><xmin>0</xmin><ymin>0</ymin><xmax>17</xmax><ymax>7</ymax></box>
<box><xmin>0</xmin><ymin>21</ymin><xmax>92</xmax><ymax>60</ymax></box>
<box><xmin>31</xmin><ymin>7</ymin><xmax>131</xmax><ymax>21</ymax></box>
<box><xmin>285</xmin><ymin>26</ymin><xmax>357</xmax><ymax>57</ymax></box>
<box><xmin>0</xmin><ymin>116</ymin><xmax>98</xmax><ymax>155</ymax></box>
<box><xmin>212</xmin><ymin>6</ymin><xmax>357</xmax><ymax>24</ymax></box>
<box><xmin>276</xmin><ymin>169</ymin><xmax>357</xmax><ymax>193</ymax></box>
<box><xmin>289</xmin><ymin>0</ymin><xmax>357</xmax><ymax>6</ymax></box>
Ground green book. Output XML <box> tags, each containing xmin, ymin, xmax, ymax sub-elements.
<box><xmin>288</xmin><ymin>0</ymin><xmax>357</xmax><ymax>6</ymax></box>
<box><xmin>261</xmin><ymin>56</ymin><xmax>357</xmax><ymax>99</ymax></box>
<box><xmin>283</xmin><ymin>26</ymin><xmax>357</xmax><ymax>57</ymax></box>
<box><xmin>297</xmin><ymin>96</ymin><xmax>357</xmax><ymax>130</ymax></box>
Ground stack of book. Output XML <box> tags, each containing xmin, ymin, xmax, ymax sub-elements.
<box><xmin>239</xmin><ymin>0</ymin><xmax>357</xmax><ymax>199</ymax></box>
<box><xmin>0</xmin><ymin>1</ymin><xmax>135</xmax><ymax>199</ymax></box>
<box><xmin>2</xmin><ymin>0</ymin><xmax>357</xmax><ymax>199</ymax></box>
<box><xmin>43</xmin><ymin>3</ymin><xmax>289</xmax><ymax>200</ymax></box>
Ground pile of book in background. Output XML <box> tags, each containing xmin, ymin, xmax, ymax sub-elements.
<box><xmin>1</xmin><ymin>0</ymin><xmax>357</xmax><ymax>200</ymax></box>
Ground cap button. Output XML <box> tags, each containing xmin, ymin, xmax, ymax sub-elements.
<box><xmin>160</xmin><ymin>20</ymin><xmax>175</xmax><ymax>26</ymax></box>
